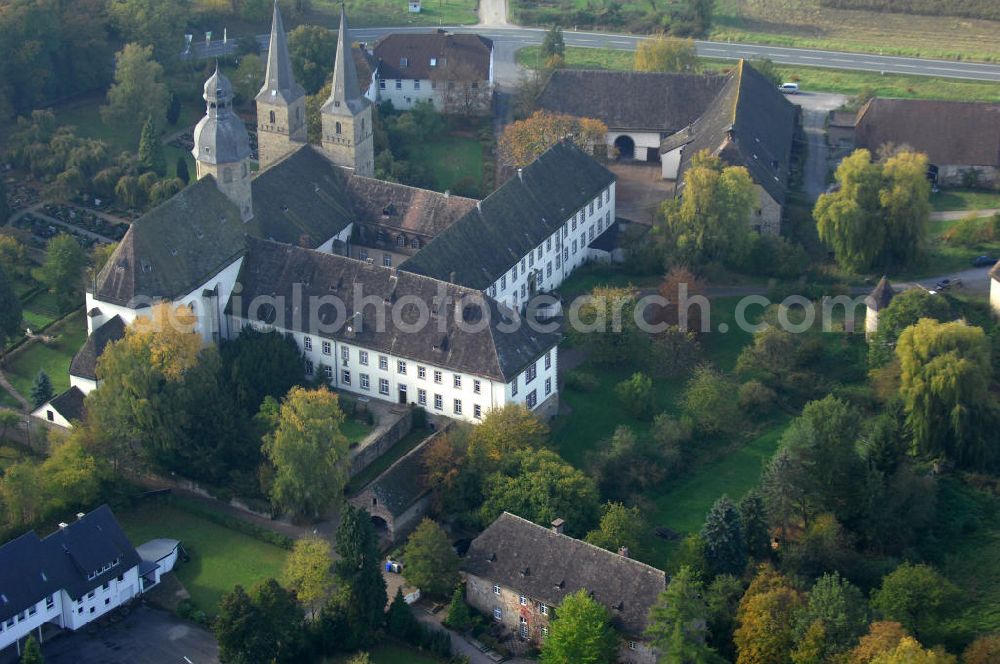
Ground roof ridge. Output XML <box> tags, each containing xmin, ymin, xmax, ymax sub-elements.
<box><xmin>349</xmin><ymin>171</ymin><xmax>480</xmax><ymax>203</ymax></box>
<box><xmin>497</xmin><ymin>512</ymin><xmax>668</xmax><ymax>577</ymax></box>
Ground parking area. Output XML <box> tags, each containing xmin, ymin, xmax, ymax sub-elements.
<box><xmin>2</xmin><ymin>605</ymin><xmax>218</xmax><ymax>664</ymax></box>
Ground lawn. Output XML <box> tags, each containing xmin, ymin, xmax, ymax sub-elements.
<box><xmin>328</xmin><ymin>643</ymin><xmax>446</xmax><ymax>664</ymax></box>
<box><xmin>555</xmin><ymin>264</ymin><xmax>661</xmax><ymax>301</ymax></box>
<box><xmin>932</xmin><ymin>189</ymin><xmax>1000</xmax><ymax>213</ymax></box>
<box><xmin>343</xmin><ymin>417</ymin><xmax>375</xmax><ymax>445</ymax></box>
<box><xmin>894</xmin><ymin>217</ymin><xmax>1000</xmax><ymax>279</ymax></box>
<box><xmin>313</xmin><ymin>0</ymin><xmax>478</xmax><ymax>27</ymax></box>
<box><xmin>118</xmin><ymin>500</ymin><xmax>289</xmax><ymax>614</ymax></box>
<box><xmin>3</xmin><ymin>310</ymin><xmax>87</xmax><ymax>399</ymax></box>
<box><xmin>20</xmin><ymin>289</ymin><xmax>64</xmax><ymax>331</ymax></box>
<box><xmin>346</xmin><ymin>428</ymin><xmax>430</xmax><ymax>495</ymax></box>
<box><xmin>406</xmin><ymin>133</ymin><xmax>485</xmax><ymax>197</ymax></box>
<box><xmin>516</xmin><ymin>46</ymin><xmax>1000</xmax><ymax>103</ymax></box>
<box><xmin>55</xmin><ymin>97</ymin><xmax>203</xmax><ymax>157</ymax></box>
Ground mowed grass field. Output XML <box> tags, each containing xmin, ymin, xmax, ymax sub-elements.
<box><xmin>4</xmin><ymin>310</ymin><xmax>87</xmax><ymax>399</ymax></box>
<box><xmin>118</xmin><ymin>500</ymin><xmax>289</xmax><ymax>614</ymax></box>
<box><xmin>516</xmin><ymin>46</ymin><xmax>1000</xmax><ymax>103</ymax></box>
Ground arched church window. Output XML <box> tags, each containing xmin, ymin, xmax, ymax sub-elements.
<box><xmin>223</xmin><ymin>167</ymin><xmax>233</xmax><ymax>183</ymax></box>
<box><xmin>269</xmin><ymin>110</ymin><xmax>276</xmax><ymax>124</ymax></box>
<box><xmin>335</xmin><ymin>122</ymin><xmax>342</xmax><ymax>135</ymax></box>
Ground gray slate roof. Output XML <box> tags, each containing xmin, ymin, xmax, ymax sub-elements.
<box><xmin>257</xmin><ymin>1</ymin><xmax>304</xmax><ymax>105</ymax></box>
<box><xmin>399</xmin><ymin>141</ymin><xmax>614</xmax><ymax>290</ymax></box>
<box><xmin>225</xmin><ymin>237</ymin><xmax>559</xmax><ymax>381</ymax></box>
<box><xmin>867</xmin><ymin>275</ymin><xmax>895</xmax><ymax>311</ymax></box>
<box><xmin>323</xmin><ymin>6</ymin><xmax>368</xmax><ymax>116</ymax></box>
<box><xmin>70</xmin><ymin>315</ymin><xmax>126</xmax><ymax>381</ymax></box>
<box><xmin>855</xmin><ymin>98</ymin><xmax>1000</xmax><ymax>167</ymax></box>
<box><xmin>92</xmin><ymin>146</ymin><xmax>356</xmax><ymax>306</ymax></box>
<box><xmin>193</xmin><ymin>66</ymin><xmax>251</xmax><ymax>166</ymax></box>
<box><xmin>537</xmin><ymin>69</ymin><xmax>727</xmax><ymax>132</ymax></box>
<box><xmin>45</xmin><ymin>386</ymin><xmax>87</xmax><ymax>423</ymax></box>
<box><xmin>462</xmin><ymin>512</ymin><xmax>667</xmax><ymax>637</ymax></box>
<box><xmin>0</xmin><ymin>505</ymin><xmax>141</xmax><ymax>623</ymax></box>
<box><xmin>346</xmin><ymin>176</ymin><xmax>478</xmax><ymax>237</ymax></box>
<box><xmin>374</xmin><ymin>32</ymin><xmax>493</xmax><ymax>81</ymax></box>
<box><xmin>358</xmin><ymin>437</ymin><xmax>434</xmax><ymax>517</ymax></box>
<box><xmin>669</xmin><ymin>60</ymin><xmax>797</xmax><ymax>205</ymax></box>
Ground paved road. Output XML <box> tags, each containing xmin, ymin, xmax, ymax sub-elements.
<box><xmin>788</xmin><ymin>92</ymin><xmax>847</xmax><ymax>201</ymax></box>
<box><xmin>192</xmin><ymin>24</ymin><xmax>1000</xmax><ymax>82</ymax></box>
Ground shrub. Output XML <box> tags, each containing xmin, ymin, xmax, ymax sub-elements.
<box><xmin>614</xmin><ymin>372</ymin><xmax>654</xmax><ymax>420</ymax></box>
<box><xmin>738</xmin><ymin>380</ymin><xmax>776</xmax><ymax>416</ymax></box>
<box><xmin>564</xmin><ymin>370</ymin><xmax>599</xmax><ymax>392</ymax></box>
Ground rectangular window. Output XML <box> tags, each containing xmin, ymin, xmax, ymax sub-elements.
<box><xmin>520</xmin><ymin>258</ymin><xmax>526</xmax><ymax>271</ymax></box>
<box><xmin>434</xmin><ymin>370</ymin><xmax>442</xmax><ymax>384</ymax></box>
<box><xmin>537</xmin><ymin>246</ymin><xmax>543</xmax><ymax>259</ymax></box>
<box><xmin>546</xmin><ymin>237</ymin><xmax>552</xmax><ymax>251</ymax></box>
<box><xmin>418</xmin><ymin>389</ymin><xmax>427</xmax><ymax>406</ymax></box>
<box><xmin>511</xmin><ymin>377</ymin><xmax>518</xmax><ymax>396</ymax></box>
<box><xmin>545</xmin><ymin>377</ymin><xmax>552</xmax><ymax>396</ymax></box>
<box><xmin>571</xmin><ymin>239</ymin><xmax>577</xmax><ymax>255</ymax></box>
<box><xmin>493</xmin><ymin>607</ymin><xmax>502</xmax><ymax>621</ymax></box>
<box><xmin>361</xmin><ymin>373</ymin><xmax>370</xmax><ymax>390</ymax></box>
<box><xmin>526</xmin><ymin>363</ymin><xmax>537</xmax><ymax>383</ymax></box>
<box><xmin>535</xmin><ymin>271</ymin><xmax>542</xmax><ymax>288</ymax></box>
<box><xmin>434</xmin><ymin>394</ymin><xmax>443</xmax><ymax>410</ymax></box>
<box><xmin>546</xmin><ymin>262</ymin><xmax>552</xmax><ymax>277</ymax></box>
<box><xmin>379</xmin><ymin>355</ymin><xmax>389</xmax><ymax>370</ymax></box>
<box><xmin>589</xmin><ymin>201</ymin><xmax>595</xmax><ymax>215</ymax></box>
<box><xmin>588</xmin><ymin>227</ymin><xmax>595</xmax><ymax>242</ymax></box>
<box><xmin>342</xmin><ymin>370</ymin><xmax>351</xmax><ymax>385</ymax></box>
<box><xmin>324</xmin><ymin>365</ymin><xmax>333</xmax><ymax>380</ymax></box>
<box><xmin>629</xmin><ymin>641</ymin><xmax>638</xmax><ymax>651</ymax></box>
<box><xmin>556</xmin><ymin>252</ymin><xmax>562</xmax><ymax>268</ymax></box>
<box><xmin>413</xmin><ymin>79</ymin><xmax>421</xmax><ymax>90</ymax></box>
<box><xmin>379</xmin><ymin>79</ymin><xmax>386</xmax><ymax>89</ymax></box>
<box><xmin>473</xmin><ymin>379</ymin><xmax>481</xmax><ymax>394</ymax></box>
<box><xmin>474</xmin><ymin>404</ymin><xmax>482</xmax><ymax>419</ymax></box>
<box><xmin>539</xmin><ymin>603</ymin><xmax>548</xmax><ymax>615</ymax></box>
<box><xmin>398</xmin><ymin>360</ymin><xmax>407</xmax><ymax>375</ymax></box>
<box><xmin>519</xmin><ymin>595</ymin><xmax>527</xmax><ymax>606</ymax></box>
<box><xmin>489</xmin><ymin>285</ymin><xmax>497</xmax><ymax>297</ymax></box>
<box><xmin>379</xmin><ymin>378</ymin><xmax>390</xmax><ymax>395</ymax></box>
<box><xmin>454</xmin><ymin>399</ymin><xmax>462</xmax><ymax>415</ymax></box>
<box><xmin>383</xmin><ymin>254</ymin><xmax>392</xmax><ymax>267</ymax></box>
<box><xmin>541</xmin><ymin>626</ymin><xmax>549</xmax><ymax>638</ymax></box>
<box><xmin>598</xmin><ymin>217</ymin><xmax>603</xmax><ymax>232</ymax></box>
<box><xmin>562</xmin><ymin>247</ymin><xmax>568</xmax><ymax>262</ymax></box>
<box><xmin>526</xmin><ymin>390</ymin><xmax>537</xmax><ymax>409</ymax></box>
<box><xmin>453</xmin><ymin>374</ymin><xmax>462</xmax><ymax>389</ymax></box>
<box><xmin>418</xmin><ymin>365</ymin><xmax>426</xmax><ymax>379</ymax></box>
<box><xmin>511</xmin><ymin>265</ymin><xmax>517</xmax><ymax>280</ymax></box>
<box><xmin>500</xmin><ymin>275</ymin><xmax>506</xmax><ymax>289</ymax></box>
<box><xmin>304</xmin><ymin>336</ymin><xmax>312</xmax><ymax>351</ymax></box>
<box><xmin>360</xmin><ymin>350</ymin><xmax>369</xmax><ymax>365</ymax></box>
<box><xmin>359</xmin><ymin>249</ymin><xmax>368</xmax><ymax>261</ymax></box>
<box><xmin>571</xmin><ymin>216</ymin><xmax>577</xmax><ymax>231</ymax></box>
<box><xmin>520</xmin><ymin>283</ymin><xmax>526</xmax><ymax>298</ymax></box>
<box><xmin>322</xmin><ymin>340</ymin><xmax>331</xmax><ymax>355</ymax></box>
<box><xmin>395</xmin><ymin>79</ymin><xmax>402</xmax><ymax>89</ymax></box>
<box><xmin>341</xmin><ymin>346</ymin><xmax>349</xmax><ymax>363</ymax></box>
<box><xmin>528</xmin><ymin>252</ymin><xmax>534</xmax><ymax>267</ymax></box>
<box><xmin>493</xmin><ymin>584</ymin><xmax>501</xmax><ymax>595</ymax></box>
<box><xmin>606</xmin><ymin>211</ymin><xmax>611</xmax><ymax>225</ymax></box>
<box><xmin>28</xmin><ymin>606</ymin><xmax>36</xmax><ymax>616</ymax></box>
<box><xmin>306</xmin><ymin>360</ymin><xmax>314</xmax><ymax>375</ymax></box>
<box><xmin>605</xmin><ymin>188</ymin><xmax>610</xmax><ymax>203</ymax></box>
<box><xmin>563</xmin><ymin>225</ymin><xmax>568</xmax><ymax>238</ymax></box>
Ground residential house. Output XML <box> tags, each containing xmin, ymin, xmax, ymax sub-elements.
<box><xmin>660</xmin><ymin>60</ymin><xmax>798</xmax><ymax>233</ymax></box>
<box><xmin>536</xmin><ymin>69</ymin><xmax>726</xmax><ymax>162</ymax></box>
<box><xmin>371</xmin><ymin>31</ymin><xmax>494</xmax><ymax>114</ymax></box>
<box><xmin>854</xmin><ymin>98</ymin><xmax>1000</xmax><ymax>188</ymax></box>
<box><xmin>31</xmin><ymin>387</ymin><xmax>86</xmax><ymax>429</ymax></box>
<box><xmin>0</xmin><ymin>506</ymin><xmax>145</xmax><ymax>656</ymax></box>
<box><xmin>462</xmin><ymin>513</ymin><xmax>667</xmax><ymax>664</ymax></box>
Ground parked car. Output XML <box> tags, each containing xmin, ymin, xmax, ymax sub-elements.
<box><xmin>972</xmin><ymin>255</ymin><xmax>996</xmax><ymax>267</ymax></box>
<box><xmin>779</xmin><ymin>82</ymin><xmax>800</xmax><ymax>94</ymax></box>
<box><xmin>385</xmin><ymin>559</ymin><xmax>403</xmax><ymax>574</ymax></box>
<box><xmin>934</xmin><ymin>278</ymin><xmax>962</xmax><ymax>291</ymax></box>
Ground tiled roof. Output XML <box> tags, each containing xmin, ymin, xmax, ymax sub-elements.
<box><xmin>855</xmin><ymin>98</ymin><xmax>1000</xmax><ymax>167</ymax></box>
<box><xmin>399</xmin><ymin>141</ymin><xmax>614</xmax><ymax>290</ymax></box>
<box><xmin>462</xmin><ymin>512</ymin><xmax>667</xmax><ymax>637</ymax></box>
<box><xmin>866</xmin><ymin>275</ymin><xmax>895</xmax><ymax>311</ymax></box>
<box><xmin>70</xmin><ymin>316</ymin><xmax>126</xmax><ymax>381</ymax></box>
<box><xmin>357</xmin><ymin>436</ymin><xmax>435</xmax><ymax>517</ymax></box>
<box><xmin>225</xmin><ymin>237</ymin><xmax>559</xmax><ymax>381</ymax></box>
<box><xmin>0</xmin><ymin>506</ymin><xmax>141</xmax><ymax>623</ymax></box>
<box><xmin>669</xmin><ymin>60</ymin><xmax>798</xmax><ymax>205</ymax></box>
<box><xmin>346</xmin><ymin>176</ymin><xmax>478</xmax><ymax>237</ymax></box>
<box><xmin>44</xmin><ymin>387</ymin><xmax>87</xmax><ymax>424</ymax></box>
<box><xmin>374</xmin><ymin>32</ymin><xmax>492</xmax><ymax>81</ymax></box>
<box><xmin>537</xmin><ymin>69</ymin><xmax>726</xmax><ymax>132</ymax></box>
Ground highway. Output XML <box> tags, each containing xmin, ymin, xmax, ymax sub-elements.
<box><xmin>190</xmin><ymin>24</ymin><xmax>1000</xmax><ymax>82</ymax></box>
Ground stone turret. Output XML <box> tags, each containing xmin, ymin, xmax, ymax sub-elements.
<box><xmin>865</xmin><ymin>275</ymin><xmax>895</xmax><ymax>340</ymax></box>
<box><xmin>193</xmin><ymin>64</ymin><xmax>254</xmax><ymax>221</ymax></box>
<box><xmin>256</xmin><ymin>1</ymin><xmax>306</xmax><ymax>170</ymax></box>
<box><xmin>320</xmin><ymin>5</ymin><xmax>374</xmax><ymax>177</ymax></box>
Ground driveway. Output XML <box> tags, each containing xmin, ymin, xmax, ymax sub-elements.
<box><xmin>478</xmin><ymin>0</ymin><xmax>508</xmax><ymax>25</ymax></box>
<box><xmin>787</xmin><ymin>92</ymin><xmax>847</xmax><ymax>201</ymax></box>
<box><xmin>23</xmin><ymin>605</ymin><xmax>218</xmax><ymax>664</ymax></box>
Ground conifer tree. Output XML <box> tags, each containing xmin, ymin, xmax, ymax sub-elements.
<box><xmin>31</xmin><ymin>370</ymin><xmax>53</xmax><ymax>407</ymax></box>
<box><xmin>701</xmin><ymin>495</ymin><xmax>746</xmax><ymax>577</ymax></box>
<box><xmin>175</xmin><ymin>157</ymin><xmax>190</xmax><ymax>184</ymax></box>
<box><xmin>138</xmin><ymin>115</ymin><xmax>166</xmax><ymax>176</ymax></box>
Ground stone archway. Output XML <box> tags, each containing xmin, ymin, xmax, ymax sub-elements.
<box><xmin>614</xmin><ymin>135</ymin><xmax>635</xmax><ymax>160</ymax></box>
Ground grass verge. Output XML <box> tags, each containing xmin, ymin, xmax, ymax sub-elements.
<box><xmin>932</xmin><ymin>189</ymin><xmax>1000</xmax><ymax>212</ymax></box>
<box><xmin>118</xmin><ymin>499</ymin><xmax>289</xmax><ymax>614</ymax></box>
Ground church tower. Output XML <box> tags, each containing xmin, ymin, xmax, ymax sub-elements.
<box><xmin>192</xmin><ymin>64</ymin><xmax>254</xmax><ymax>221</ymax></box>
<box><xmin>321</xmin><ymin>6</ymin><xmax>374</xmax><ymax>177</ymax></box>
<box><xmin>256</xmin><ymin>1</ymin><xmax>306</xmax><ymax>170</ymax></box>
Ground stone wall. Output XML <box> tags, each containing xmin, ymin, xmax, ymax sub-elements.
<box><xmin>348</xmin><ymin>406</ymin><xmax>413</xmax><ymax>477</ymax></box>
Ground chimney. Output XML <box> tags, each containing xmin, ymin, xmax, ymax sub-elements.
<box><xmin>449</xmin><ymin>270</ymin><xmax>456</xmax><ymax>283</ymax></box>
<box><xmin>551</xmin><ymin>518</ymin><xmax>565</xmax><ymax>535</ymax></box>
<box><xmin>443</xmin><ymin>190</ymin><xmax>450</xmax><ymax>198</ymax></box>
<box><xmin>476</xmin><ymin>200</ymin><xmax>482</xmax><ymax>213</ymax></box>
<box><xmin>618</xmin><ymin>546</ymin><xmax>630</xmax><ymax>558</ymax></box>
<box><xmin>76</xmin><ymin>512</ymin><xmax>85</xmax><ymax>521</ymax></box>
<box><xmin>517</xmin><ymin>167</ymin><xmax>523</xmax><ymax>181</ymax></box>
<box><xmin>58</xmin><ymin>522</ymin><xmax>69</xmax><ymax>529</ymax></box>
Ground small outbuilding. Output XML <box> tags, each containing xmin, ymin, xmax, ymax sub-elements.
<box><xmin>31</xmin><ymin>386</ymin><xmax>86</xmax><ymax>429</ymax></box>
<box><xmin>135</xmin><ymin>538</ymin><xmax>181</xmax><ymax>591</ymax></box>
<box><xmin>865</xmin><ymin>276</ymin><xmax>896</xmax><ymax>340</ymax></box>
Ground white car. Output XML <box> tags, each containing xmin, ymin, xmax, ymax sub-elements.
<box><xmin>779</xmin><ymin>82</ymin><xmax>800</xmax><ymax>94</ymax></box>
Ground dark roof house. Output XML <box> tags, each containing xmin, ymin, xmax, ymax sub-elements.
<box><xmin>399</xmin><ymin>141</ymin><xmax>615</xmax><ymax>290</ymax></box>
<box><xmin>373</xmin><ymin>32</ymin><xmax>493</xmax><ymax>81</ymax></box>
<box><xmin>855</xmin><ymin>98</ymin><xmax>1000</xmax><ymax>167</ymax></box>
<box><xmin>0</xmin><ymin>505</ymin><xmax>141</xmax><ymax>624</ymax></box>
<box><xmin>665</xmin><ymin>60</ymin><xmax>798</xmax><ymax>206</ymax></box>
<box><xmin>70</xmin><ymin>316</ymin><xmax>126</xmax><ymax>381</ymax></box>
<box><xmin>226</xmin><ymin>237</ymin><xmax>559</xmax><ymax>382</ymax></box>
<box><xmin>537</xmin><ymin>69</ymin><xmax>727</xmax><ymax>132</ymax></box>
<box><xmin>866</xmin><ymin>276</ymin><xmax>896</xmax><ymax>312</ymax></box>
<box><xmin>463</xmin><ymin>512</ymin><xmax>667</xmax><ymax>637</ymax></box>
<box><xmin>346</xmin><ymin>176</ymin><xmax>478</xmax><ymax>237</ymax></box>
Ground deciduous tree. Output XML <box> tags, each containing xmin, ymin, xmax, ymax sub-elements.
<box><xmin>20</xmin><ymin>634</ymin><xmax>44</xmax><ymax>664</ymax></box>
<box><xmin>962</xmin><ymin>634</ymin><xmax>1000</xmax><ymax>664</ymax></box>
<box><xmin>467</xmin><ymin>404</ymin><xmax>548</xmax><ymax>465</ymax></box>
<box><xmin>869</xmin><ymin>637</ymin><xmax>956</xmax><ymax>664</ymax></box>
<box><xmin>221</xmin><ymin>326</ymin><xmax>305</xmax><ymax>415</ymax></box>
<box><xmin>584</xmin><ymin>501</ymin><xmax>644</xmax><ymax>554</ymax></box>
<box><xmin>849</xmin><ymin>621</ymin><xmax>908</xmax><ymax>664</ymax></box>
<box><xmin>234</xmin><ymin>53</ymin><xmax>264</xmax><ymax>103</ymax></box>
<box><xmin>868</xmin><ymin>288</ymin><xmax>951</xmax><ymax>368</ymax></box>
<box><xmin>263</xmin><ymin>386</ymin><xmax>349</xmax><ymax>519</ymax></box>
<box><xmin>734</xmin><ymin>566</ymin><xmax>803</xmax><ymax>664</ymax></box>
<box><xmin>634</xmin><ymin>34</ymin><xmax>698</xmax><ymax>72</ymax></box>
<box><xmin>101</xmin><ymin>44</ymin><xmax>169</xmax><ymax>134</ymax></box>
<box><xmin>570</xmin><ymin>286</ymin><xmax>642</xmax><ymax>365</ymax></box>
<box><xmin>498</xmin><ymin>111</ymin><xmax>608</xmax><ymax>168</ymax></box>
<box><xmin>614</xmin><ymin>372</ymin><xmax>654</xmax><ymax>420</ymax></box>
<box><xmin>35</xmin><ymin>234</ymin><xmax>86</xmax><ymax>310</ymax></box>
<box><xmin>871</xmin><ymin>563</ymin><xmax>957</xmax><ymax>641</ymax></box>
<box><xmin>0</xmin><ymin>263</ymin><xmax>22</xmax><ymax>356</ymax></box>
<box><xmin>444</xmin><ymin>584</ymin><xmax>473</xmax><ymax>632</ymax></box>
<box><xmin>282</xmin><ymin>536</ymin><xmax>335</xmax><ymax>619</ymax></box>
<box><xmin>402</xmin><ymin>518</ymin><xmax>460</xmax><ymax>598</ymax></box>
<box><xmin>682</xmin><ymin>364</ymin><xmax>741</xmax><ymax>435</ymax></box>
<box><xmin>540</xmin><ymin>589</ymin><xmax>618</xmax><ymax>664</ymax></box>
<box><xmin>541</xmin><ymin>26</ymin><xmax>565</xmax><ymax>60</ymax></box>
<box><xmin>799</xmin><ymin>572</ymin><xmax>868</xmax><ymax>655</ymax></box>
<box><xmin>288</xmin><ymin>25</ymin><xmax>336</xmax><ymax>95</ymax></box>
<box><xmin>107</xmin><ymin>0</ymin><xmax>187</xmax><ymax>62</ymax></box>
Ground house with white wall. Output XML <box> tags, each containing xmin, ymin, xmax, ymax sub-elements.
<box><xmin>371</xmin><ymin>31</ymin><xmax>493</xmax><ymax>114</ymax></box>
<box><xmin>0</xmin><ymin>506</ymin><xmax>145</xmax><ymax>656</ymax></box>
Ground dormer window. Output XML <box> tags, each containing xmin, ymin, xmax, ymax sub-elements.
<box><xmin>430</xmin><ymin>58</ymin><xmax>437</xmax><ymax>67</ymax></box>
<box><xmin>400</xmin><ymin>57</ymin><xmax>408</xmax><ymax>67</ymax></box>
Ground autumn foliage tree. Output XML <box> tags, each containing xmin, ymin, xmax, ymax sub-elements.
<box><xmin>498</xmin><ymin>111</ymin><xmax>608</xmax><ymax>168</ymax></box>
<box><xmin>634</xmin><ymin>34</ymin><xmax>699</xmax><ymax>72</ymax></box>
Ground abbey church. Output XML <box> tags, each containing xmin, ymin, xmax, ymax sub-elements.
<box><xmin>52</xmin><ymin>4</ymin><xmax>621</xmax><ymax>425</ymax></box>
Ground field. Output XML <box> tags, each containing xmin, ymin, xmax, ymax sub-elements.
<box><xmin>118</xmin><ymin>500</ymin><xmax>289</xmax><ymax>614</ymax></box>
<box><xmin>3</xmin><ymin>310</ymin><xmax>87</xmax><ymax>399</ymax></box>
<box><xmin>412</xmin><ymin>135</ymin><xmax>486</xmax><ymax>196</ymax></box>
<box><xmin>932</xmin><ymin>190</ymin><xmax>1000</xmax><ymax>213</ymax></box>
<box><xmin>516</xmin><ymin>46</ymin><xmax>1000</xmax><ymax>103</ymax></box>
<box><xmin>317</xmin><ymin>0</ymin><xmax>478</xmax><ymax>27</ymax></box>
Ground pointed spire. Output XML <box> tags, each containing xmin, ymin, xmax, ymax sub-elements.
<box><xmin>325</xmin><ymin>4</ymin><xmax>363</xmax><ymax>112</ymax></box>
<box><xmin>258</xmin><ymin>0</ymin><xmax>303</xmax><ymax>103</ymax></box>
